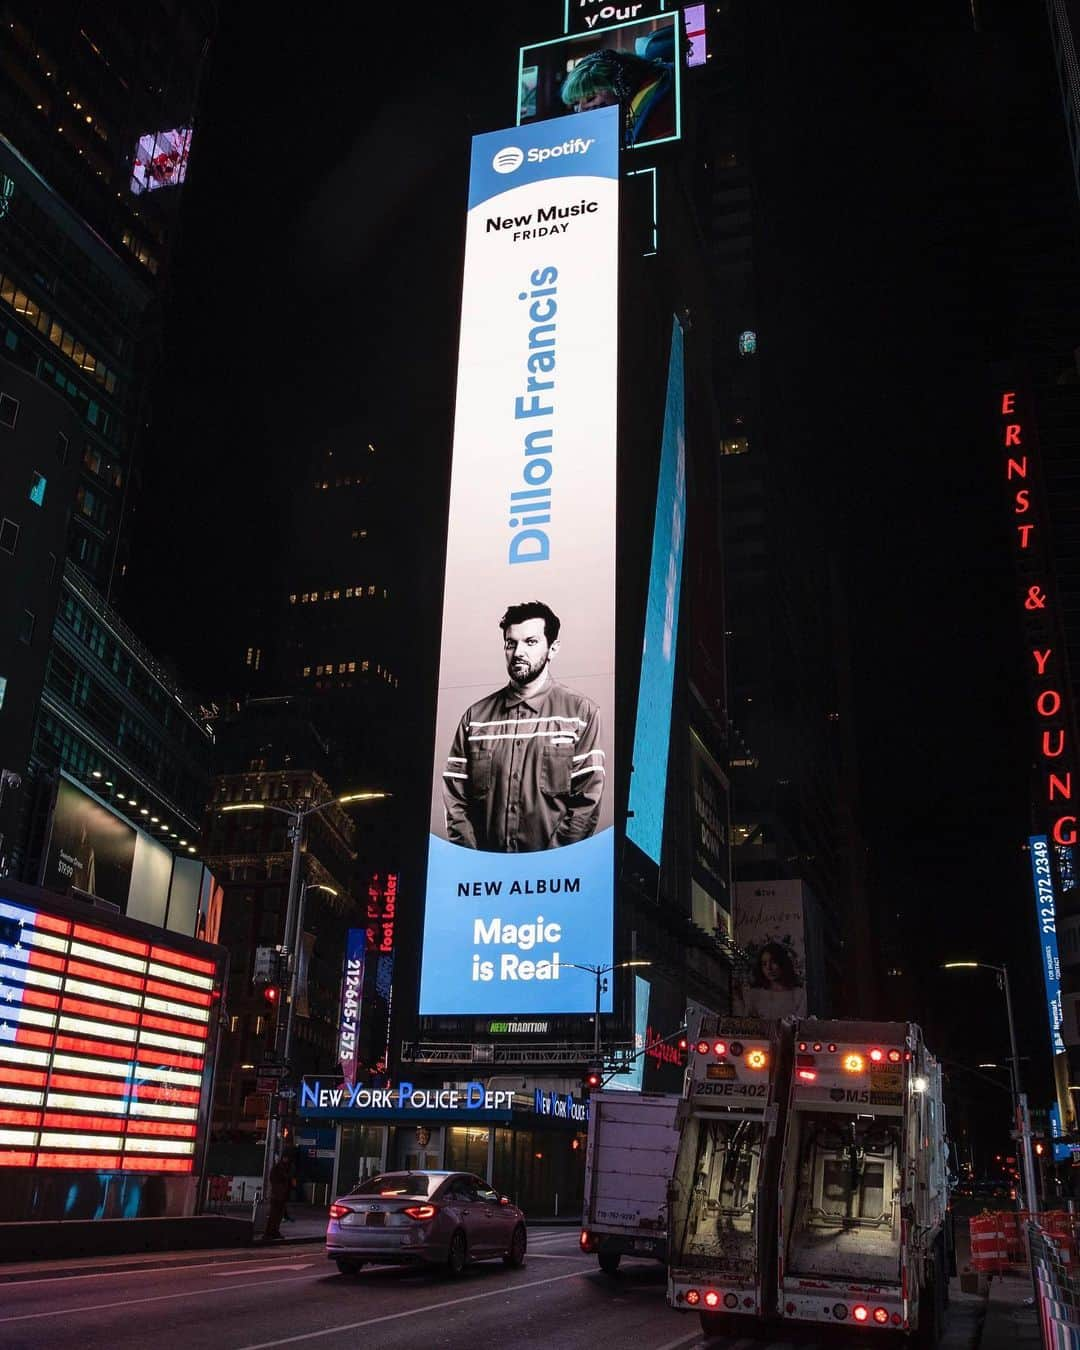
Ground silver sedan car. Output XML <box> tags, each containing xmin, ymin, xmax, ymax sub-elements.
<box><xmin>326</xmin><ymin>1169</ymin><xmax>528</xmax><ymax>1276</ymax></box>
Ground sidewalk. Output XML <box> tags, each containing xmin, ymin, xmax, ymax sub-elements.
<box><xmin>977</xmin><ymin>1272</ymin><xmax>1041</xmax><ymax>1350</ymax></box>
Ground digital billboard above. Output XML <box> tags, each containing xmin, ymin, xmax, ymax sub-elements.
<box><xmin>418</xmin><ymin>107</ymin><xmax>620</xmax><ymax>1016</ymax></box>
<box><xmin>627</xmin><ymin>317</ymin><xmax>685</xmax><ymax>865</ymax></box>
<box><xmin>130</xmin><ymin>127</ymin><xmax>193</xmax><ymax>195</ymax></box>
<box><xmin>519</xmin><ymin>13</ymin><xmax>682</xmax><ymax>150</ymax></box>
<box><xmin>565</xmin><ymin>0</ymin><xmax>666</xmax><ymax>34</ymax></box>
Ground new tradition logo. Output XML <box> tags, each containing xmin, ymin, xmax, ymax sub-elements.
<box><xmin>492</xmin><ymin>146</ymin><xmax>525</xmax><ymax>174</ymax></box>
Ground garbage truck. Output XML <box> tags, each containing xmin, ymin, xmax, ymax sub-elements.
<box><xmin>775</xmin><ymin>1019</ymin><xmax>953</xmax><ymax>1345</ymax></box>
<box><xmin>666</xmin><ymin>1015</ymin><xmax>794</xmax><ymax>1336</ymax></box>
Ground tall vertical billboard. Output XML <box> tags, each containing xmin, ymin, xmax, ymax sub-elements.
<box><xmin>419</xmin><ymin>107</ymin><xmax>619</xmax><ymax>1016</ymax></box>
<box><xmin>627</xmin><ymin>317</ymin><xmax>685</xmax><ymax>864</ymax></box>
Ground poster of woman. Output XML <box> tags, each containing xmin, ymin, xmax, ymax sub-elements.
<box><xmin>732</xmin><ymin>881</ymin><xmax>820</xmax><ymax>1019</ymax></box>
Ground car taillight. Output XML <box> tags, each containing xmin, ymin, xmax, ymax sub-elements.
<box><xmin>873</xmin><ymin>1308</ymin><xmax>889</xmax><ymax>1324</ymax></box>
<box><xmin>329</xmin><ymin>1203</ymin><xmax>350</xmax><ymax>1220</ymax></box>
<box><xmin>403</xmin><ymin>1204</ymin><xmax>438</xmax><ymax>1221</ymax></box>
<box><xmin>853</xmin><ymin>1305</ymin><xmax>869</xmax><ymax>1322</ymax></box>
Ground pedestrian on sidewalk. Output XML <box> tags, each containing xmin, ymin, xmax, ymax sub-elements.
<box><xmin>262</xmin><ymin>1149</ymin><xmax>292</xmax><ymax>1241</ymax></box>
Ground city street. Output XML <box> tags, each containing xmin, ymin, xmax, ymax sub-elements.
<box><xmin>0</xmin><ymin>1226</ymin><xmax>983</xmax><ymax>1350</ymax></box>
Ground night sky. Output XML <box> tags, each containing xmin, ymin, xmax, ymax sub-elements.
<box><xmin>123</xmin><ymin>3</ymin><xmax>1080</xmax><ymax>1144</ymax></box>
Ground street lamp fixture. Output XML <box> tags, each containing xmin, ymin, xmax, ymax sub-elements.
<box><xmin>562</xmin><ymin>960</ymin><xmax>652</xmax><ymax>1059</ymax></box>
<box><xmin>940</xmin><ymin>959</ymin><xmax>1038</xmax><ymax>1213</ymax></box>
<box><xmin>225</xmin><ymin>790</ymin><xmax>390</xmax><ymax>1204</ymax></box>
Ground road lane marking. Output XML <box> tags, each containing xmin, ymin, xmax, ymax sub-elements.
<box><xmin>209</xmin><ymin>1264</ymin><xmax>313</xmax><ymax>1276</ymax></box>
<box><xmin>647</xmin><ymin>1335</ymin><xmax>703</xmax><ymax>1350</ymax></box>
<box><xmin>0</xmin><ymin>1253</ymin><xmax>318</xmax><ymax>1288</ymax></box>
<box><xmin>0</xmin><ymin>1272</ymin><xmax>317</xmax><ymax>1324</ymax></box>
<box><xmin>237</xmin><ymin>1269</ymin><xmax>588</xmax><ymax>1348</ymax></box>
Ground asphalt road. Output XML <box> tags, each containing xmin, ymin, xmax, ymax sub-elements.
<box><xmin>0</xmin><ymin>1227</ymin><xmax>983</xmax><ymax>1350</ymax></box>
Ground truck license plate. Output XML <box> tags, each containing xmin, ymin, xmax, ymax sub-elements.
<box><xmin>706</xmin><ymin>1063</ymin><xmax>737</xmax><ymax>1080</ymax></box>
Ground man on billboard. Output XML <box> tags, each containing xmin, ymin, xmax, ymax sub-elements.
<box><xmin>441</xmin><ymin>601</ymin><xmax>604</xmax><ymax>852</ymax></box>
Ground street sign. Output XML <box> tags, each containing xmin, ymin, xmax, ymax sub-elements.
<box><xmin>256</xmin><ymin>1078</ymin><xmax>278</xmax><ymax>1094</ymax></box>
<box><xmin>258</xmin><ymin>1064</ymin><xmax>287</xmax><ymax>1078</ymax></box>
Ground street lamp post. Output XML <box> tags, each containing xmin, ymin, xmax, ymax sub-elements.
<box><xmin>221</xmin><ymin>790</ymin><xmax>389</xmax><ymax>1203</ymax></box>
<box><xmin>561</xmin><ymin>961</ymin><xmax>651</xmax><ymax>1063</ymax></box>
<box><xmin>942</xmin><ymin>961</ymin><xmax>1039</xmax><ymax>1215</ymax></box>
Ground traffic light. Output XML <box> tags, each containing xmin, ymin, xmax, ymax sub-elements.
<box><xmin>263</xmin><ymin>984</ymin><xmax>280</xmax><ymax>1007</ymax></box>
<box><xmin>1035</xmin><ymin>1140</ymin><xmax>1046</xmax><ymax>1157</ymax></box>
<box><xmin>583</xmin><ymin>1066</ymin><xmax>603</xmax><ymax>1092</ymax></box>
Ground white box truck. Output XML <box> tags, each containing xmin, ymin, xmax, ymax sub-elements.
<box><xmin>579</xmin><ymin>1089</ymin><xmax>681</xmax><ymax>1273</ymax></box>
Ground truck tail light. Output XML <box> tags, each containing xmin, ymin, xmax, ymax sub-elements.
<box><xmin>685</xmin><ymin>1289</ymin><xmax>700</xmax><ymax>1305</ymax></box>
<box><xmin>797</xmin><ymin>1069</ymin><xmax>818</xmax><ymax>1081</ymax></box>
<box><xmin>843</xmin><ymin>1053</ymin><xmax>865</xmax><ymax>1073</ymax></box>
<box><xmin>580</xmin><ymin>1229</ymin><xmax>597</xmax><ymax>1251</ymax></box>
<box><xmin>853</xmin><ymin>1305</ymin><xmax>869</xmax><ymax>1322</ymax></box>
<box><xmin>724</xmin><ymin>1292</ymin><xmax>739</xmax><ymax>1309</ymax></box>
<box><xmin>329</xmin><ymin>1203</ymin><xmax>351</xmax><ymax>1220</ymax></box>
<box><xmin>869</xmin><ymin>1048</ymin><xmax>884</xmax><ymax>1063</ymax></box>
<box><xmin>833</xmin><ymin>1303</ymin><xmax>848</xmax><ymax>1319</ymax></box>
<box><xmin>746</xmin><ymin>1049</ymin><xmax>768</xmax><ymax>1069</ymax></box>
<box><xmin>873</xmin><ymin>1308</ymin><xmax>889</xmax><ymax>1324</ymax></box>
<box><xmin>704</xmin><ymin>1291</ymin><xmax>720</xmax><ymax>1308</ymax></box>
<box><xmin>402</xmin><ymin>1204</ymin><xmax>438</xmax><ymax>1220</ymax></box>
<box><xmin>713</xmin><ymin>1041</ymin><xmax>727</xmax><ymax>1056</ymax></box>
<box><xmin>696</xmin><ymin>1040</ymin><xmax>710</xmax><ymax>1055</ymax></box>
<box><xmin>888</xmin><ymin>1049</ymin><xmax>902</xmax><ymax>1063</ymax></box>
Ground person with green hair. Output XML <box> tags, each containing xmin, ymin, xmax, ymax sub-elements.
<box><xmin>560</xmin><ymin>46</ymin><xmax>675</xmax><ymax>147</ymax></box>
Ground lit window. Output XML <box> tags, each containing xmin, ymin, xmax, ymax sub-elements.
<box><xmin>322</xmin><ymin>591</ymin><xmax>330</xmax><ymax>600</ymax></box>
<box><xmin>229</xmin><ymin>1016</ymin><xmax>239</xmax><ymax>1033</ymax></box>
<box><xmin>255</xmin><ymin>1016</ymin><xmax>265</xmax><ymax>1035</ymax></box>
<box><xmin>0</xmin><ymin>675</ymin><xmax>6</xmax><ymax>710</ymax></box>
<box><xmin>345</xmin><ymin>588</ymin><xmax>353</xmax><ymax>598</ymax></box>
<box><xmin>338</xmin><ymin>662</ymin><xmax>346</xmax><ymax>674</ymax></box>
<box><xmin>289</xmin><ymin>594</ymin><xmax>297</xmax><ymax>604</ymax></box>
<box><xmin>28</xmin><ymin>470</ymin><xmax>46</xmax><ymax>506</ymax></box>
<box><xmin>315</xmin><ymin>665</ymin><xmax>323</xmax><ymax>676</ymax></box>
<box><xmin>332</xmin><ymin>590</ymin><xmax>340</xmax><ymax>600</ymax></box>
<box><xmin>721</xmin><ymin>437</ymin><xmax>750</xmax><ymax>456</ymax></box>
<box><xmin>348</xmin><ymin>662</ymin><xmax>356</xmax><ymax>672</ymax></box>
<box><xmin>367</xmin><ymin>585</ymin><xmax>375</xmax><ymax>596</ymax></box>
<box><xmin>361</xmin><ymin>660</ymin><xmax>370</xmax><ymax>672</ymax></box>
<box><xmin>303</xmin><ymin>666</ymin><xmax>311</xmax><ymax>677</ymax></box>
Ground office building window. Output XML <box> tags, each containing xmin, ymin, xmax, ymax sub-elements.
<box><xmin>28</xmin><ymin>470</ymin><xmax>46</xmax><ymax>506</ymax></box>
<box><xmin>56</xmin><ymin>430</ymin><xmax>69</xmax><ymax>463</ymax></box>
<box><xmin>0</xmin><ymin>392</ymin><xmax>18</xmax><ymax>428</ymax></box>
<box><xmin>0</xmin><ymin>675</ymin><xmax>6</xmax><ymax>710</ymax></box>
<box><xmin>0</xmin><ymin>518</ymin><xmax>17</xmax><ymax>554</ymax></box>
<box><xmin>19</xmin><ymin>610</ymin><xmax>35</xmax><ymax>644</ymax></box>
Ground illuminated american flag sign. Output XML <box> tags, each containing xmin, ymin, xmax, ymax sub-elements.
<box><xmin>0</xmin><ymin>893</ymin><xmax>222</xmax><ymax>1172</ymax></box>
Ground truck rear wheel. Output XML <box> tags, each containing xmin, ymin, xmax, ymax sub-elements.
<box><xmin>598</xmin><ymin>1250</ymin><xmax>621</xmax><ymax>1275</ymax></box>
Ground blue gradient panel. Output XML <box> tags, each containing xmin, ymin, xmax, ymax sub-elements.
<box><xmin>1029</xmin><ymin>834</ymin><xmax>1065</xmax><ymax>1054</ymax></box>
<box><xmin>627</xmin><ymin>319</ymin><xmax>686</xmax><ymax>863</ymax></box>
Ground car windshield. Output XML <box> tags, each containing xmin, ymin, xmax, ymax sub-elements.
<box><xmin>349</xmin><ymin>1172</ymin><xmax>438</xmax><ymax>1198</ymax></box>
